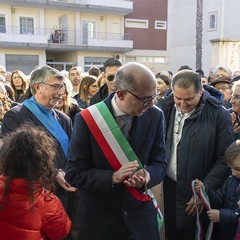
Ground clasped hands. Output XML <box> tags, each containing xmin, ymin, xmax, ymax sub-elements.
<box><xmin>112</xmin><ymin>160</ymin><xmax>150</xmax><ymax>188</ymax></box>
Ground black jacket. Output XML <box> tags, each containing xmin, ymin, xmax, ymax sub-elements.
<box><xmin>205</xmin><ymin>175</ymin><xmax>240</xmax><ymax>240</ymax></box>
<box><xmin>90</xmin><ymin>83</ymin><xmax>109</xmax><ymax>105</ymax></box>
<box><xmin>159</xmin><ymin>85</ymin><xmax>235</xmax><ymax>229</ymax></box>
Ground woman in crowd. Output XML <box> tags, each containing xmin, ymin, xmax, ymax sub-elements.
<box><xmin>10</xmin><ymin>70</ymin><xmax>28</xmax><ymax>102</ymax></box>
<box><xmin>54</xmin><ymin>77</ymin><xmax>80</xmax><ymax>123</ymax></box>
<box><xmin>156</xmin><ymin>73</ymin><xmax>170</xmax><ymax>98</ymax></box>
<box><xmin>0</xmin><ymin>123</ymin><xmax>71</xmax><ymax>239</ymax></box>
<box><xmin>74</xmin><ymin>75</ymin><xmax>98</xmax><ymax>109</ymax></box>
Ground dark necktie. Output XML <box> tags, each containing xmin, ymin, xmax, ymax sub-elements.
<box><xmin>116</xmin><ymin>115</ymin><xmax>132</xmax><ymax>140</ymax></box>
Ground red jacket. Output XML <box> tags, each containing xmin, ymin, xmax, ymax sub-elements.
<box><xmin>0</xmin><ymin>175</ymin><xmax>71</xmax><ymax>240</ymax></box>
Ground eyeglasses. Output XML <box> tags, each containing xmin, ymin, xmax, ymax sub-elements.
<box><xmin>125</xmin><ymin>90</ymin><xmax>158</xmax><ymax>107</ymax></box>
<box><xmin>216</xmin><ymin>86</ymin><xmax>230</xmax><ymax>91</ymax></box>
<box><xmin>106</xmin><ymin>75</ymin><xmax>115</xmax><ymax>81</ymax></box>
<box><xmin>231</xmin><ymin>94</ymin><xmax>240</xmax><ymax>100</ymax></box>
<box><xmin>42</xmin><ymin>82</ymin><xmax>66</xmax><ymax>92</ymax></box>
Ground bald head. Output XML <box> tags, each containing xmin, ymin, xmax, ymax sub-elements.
<box><xmin>115</xmin><ymin>62</ymin><xmax>156</xmax><ymax>92</ymax></box>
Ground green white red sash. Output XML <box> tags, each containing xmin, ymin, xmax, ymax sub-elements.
<box><xmin>191</xmin><ymin>180</ymin><xmax>213</xmax><ymax>240</ymax></box>
<box><xmin>80</xmin><ymin>101</ymin><xmax>163</xmax><ymax>229</ymax></box>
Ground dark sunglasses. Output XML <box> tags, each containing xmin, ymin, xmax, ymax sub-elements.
<box><xmin>107</xmin><ymin>75</ymin><xmax>115</xmax><ymax>81</ymax></box>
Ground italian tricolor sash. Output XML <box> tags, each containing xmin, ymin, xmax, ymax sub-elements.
<box><xmin>191</xmin><ymin>180</ymin><xmax>213</xmax><ymax>240</ymax></box>
<box><xmin>81</xmin><ymin>101</ymin><xmax>163</xmax><ymax>229</ymax></box>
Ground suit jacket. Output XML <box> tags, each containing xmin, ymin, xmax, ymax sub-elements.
<box><xmin>1</xmin><ymin>104</ymin><xmax>72</xmax><ymax>169</ymax></box>
<box><xmin>65</xmin><ymin>93</ymin><xmax>167</xmax><ymax>240</ymax></box>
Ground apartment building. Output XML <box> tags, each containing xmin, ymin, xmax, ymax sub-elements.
<box><xmin>0</xmin><ymin>0</ymin><xmax>133</xmax><ymax>74</ymax></box>
<box><xmin>125</xmin><ymin>0</ymin><xmax>168</xmax><ymax>73</ymax></box>
<box><xmin>167</xmin><ymin>0</ymin><xmax>240</xmax><ymax>74</ymax></box>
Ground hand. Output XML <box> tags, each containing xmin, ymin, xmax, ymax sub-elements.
<box><xmin>112</xmin><ymin>161</ymin><xmax>139</xmax><ymax>184</ymax></box>
<box><xmin>194</xmin><ymin>179</ymin><xmax>205</xmax><ymax>193</ymax></box>
<box><xmin>124</xmin><ymin>167</ymin><xmax>150</xmax><ymax>188</ymax></box>
<box><xmin>207</xmin><ymin>209</ymin><xmax>220</xmax><ymax>223</ymax></box>
<box><xmin>56</xmin><ymin>169</ymin><xmax>77</xmax><ymax>192</ymax></box>
<box><xmin>185</xmin><ymin>195</ymin><xmax>204</xmax><ymax>216</ymax></box>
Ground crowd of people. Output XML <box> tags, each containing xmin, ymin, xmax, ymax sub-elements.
<box><xmin>0</xmin><ymin>60</ymin><xmax>240</xmax><ymax>240</ymax></box>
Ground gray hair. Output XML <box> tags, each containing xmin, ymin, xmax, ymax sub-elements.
<box><xmin>232</xmin><ymin>80</ymin><xmax>240</xmax><ymax>92</ymax></box>
<box><xmin>0</xmin><ymin>82</ymin><xmax>6</xmax><ymax>94</ymax></box>
<box><xmin>172</xmin><ymin>69</ymin><xmax>202</xmax><ymax>93</ymax></box>
<box><xmin>30</xmin><ymin>65</ymin><xmax>64</xmax><ymax>95</ymax></box>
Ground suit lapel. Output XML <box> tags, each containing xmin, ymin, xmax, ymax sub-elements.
<box><xmin>130</xmin><ymin>112</ymin><xmax>151</xmax><ymax>153</ymax></box>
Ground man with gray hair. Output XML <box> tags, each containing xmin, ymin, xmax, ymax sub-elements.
<box><xmin>1</xmin><ymin>65</ymin><xmax>76</xmax><ymax>207</ymax></box>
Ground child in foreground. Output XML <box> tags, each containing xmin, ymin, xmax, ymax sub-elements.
<box><xmin>0</xmin><ymin>123</ymin><xmax>71</xmax><ymax>240</ymax></box>
<box><xmin>195</xmin><ymin>140</ymin><xmax>240</xmax><ymax>240</ymax></box>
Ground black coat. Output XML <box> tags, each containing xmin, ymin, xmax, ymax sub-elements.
<box><xmin>159</xmin><ymin>86</ymin><xmax>235</xmax><ymax>229</ymax></box>
<box><xmin>205</xmin><ymin>176</ymin><xmax>240</xmax><ymax>240</ymax></box>
<box><xmin>65</xmin><ymin>93</ymin><xmax>167</xmax><ymax>240</ymax></box>
<box><xmin>1</xmin><ymin>104</ymin><xmax>72</xmax><ymax>208</ymax></box>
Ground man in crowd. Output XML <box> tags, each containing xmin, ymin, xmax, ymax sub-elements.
<box><xmin>65</xmin><ymin>62</ymin><xmax>167</xmax><ymax>240</ymax></box>
<box><xmin>69</xmin><ymin>66</ymin><xmax>82</xmax><ymax>97</ymax></box>
<box><xmin>90</xmin><ymin>57</ymin><xmax>122</xmax><ymax>105</ymax></box>
<box><xmin>159</xmin><ymin>69</ymin><xmax>234</xmax><ymax>239</ymax></box>
<box><xmin>1</xmin><ymin>65</ymin><xmax>76</xmax><ymax>206</ymax></box>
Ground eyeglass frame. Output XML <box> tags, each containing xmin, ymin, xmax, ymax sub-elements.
<box><xmin>215</xmin><ymin>85</ymin><xmax>231</xmax><ymax>91</ymax></box>
<box><xmin>125</xmin><ymin>90</ymin><xmax>158</xmax><ymax>107</ymax></box>
<box><xmin>41</xmin><ymin>82</ymin><xmax>66</xmax><ymax>92</ymax></box>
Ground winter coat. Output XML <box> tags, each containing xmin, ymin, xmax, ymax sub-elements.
<box><xmin>159</xmin><ymin>84</ymin><xmax>235</xmax><ymax>229</ymax></box>
<box><xmin>0</xmin><ymin>175</ymin><xmax>71</xmax><ymax>240</ymax></box>
<box><xmin>205</xmin><ymin>175</ymin><xmax>240</xmax><ymax>239</ymax></box>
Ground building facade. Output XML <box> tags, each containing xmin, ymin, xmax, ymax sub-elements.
<box><xmin>167</xmin><ymin>0</ymin><xmax>240</xmax><ymax>75</ymax></box>
<box><xmin>0</xmin><ymin>0</ymin><xmax>133</xmax><ymax>74</ymax></box>
<box><xmin>124</xmin><ymin>0</ymin><xmax>168</xmax><ymax>73</ymax></box>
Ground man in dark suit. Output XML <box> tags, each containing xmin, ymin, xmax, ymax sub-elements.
<box><xmin>65</xmin><ymin>62</ymin><xmax>167</xmax><ymax>240</ymax></box>
<box><xmin>1</xmin><ymin>65</ymin><xmax>76</xmax><ymax>204</ymax></box>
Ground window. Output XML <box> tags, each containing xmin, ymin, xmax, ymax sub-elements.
<box><xmin>208</xmin><ymin>12</ymin><xmax>217</xmax><ymax>31</ymax></box>
<box><xmin>82</xmin><ymin>20</ymin><xmax>96</xmax><ymax>44</ymax></box>
<box><xmin>155</xmin><ymin>21</ymin><xmax>167</xmax><ymax>30</ymax></box>
<box><xmin>125</xmin><ymin>19</ymin><xmax>149</xmax><ymax>29</ymax></box>
<box><xmin>20</xmin><ymin>17</ymin><xmax>34</xmax><ymax>35</ymax></box>
<box><xmin>0</xmin><ymin>14</ymin><xmax>6</xmax><ymax>33</ymax></box>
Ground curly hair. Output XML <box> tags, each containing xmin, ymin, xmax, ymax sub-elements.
<box><xmin>0</xmin><ymin>123</ymin><xmax>57</xmax><ymax>207</ymax></box>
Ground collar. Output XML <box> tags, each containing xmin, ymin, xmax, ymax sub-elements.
<box><xmin>111</xmin><ymin>93</ymin><xmax>127</xmax><ymax>117</ymax></box>
<box><xmin>175</xmin><ymin>104</ymin><xmax>196</xmax><ymax>118</ymax></box>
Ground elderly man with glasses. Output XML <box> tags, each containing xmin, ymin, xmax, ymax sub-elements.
<box><xmin>65</xmin><ymin>62</ymin><xmax>167</xmax><ymax>240</ymax></box>
<box><xmin>1</xmin><ymin>66</ymin><xmax>76</xmax><ymax>208</ymax></box>
<box><xmin>90</xmin><ymin>57</ymin><xmax>122</xmax><ymax>105</ymax></box>
<box><xmin>158</xmin><ymin>69</ymin><xmax>235</xmax><ymax>240</ymax></box>
<box><xmin>229</xmin><ymin>80</ymin><xmax>240</xmax><ymax>140</ymax></box>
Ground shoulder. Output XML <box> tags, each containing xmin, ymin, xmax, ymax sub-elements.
<box><xmin>54</xmin><ymin>108</ymin><xmax>71</xmax><ymax>121</ymax></box>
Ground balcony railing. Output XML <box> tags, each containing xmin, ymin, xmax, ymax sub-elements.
<box><xmin>0</xmin><ymin>26</ymin><xmax>133</xmax><ymax>50</ymax></box>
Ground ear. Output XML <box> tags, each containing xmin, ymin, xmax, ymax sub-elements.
<box><xmin>34</xmin><ymin>83</ymin><xmax>41</xmax><ymax>94</ymax></box>
<box><xmin>116</xmin><ymin>90</ymin><xmax>125</xmax><ymax>100</ymax></box>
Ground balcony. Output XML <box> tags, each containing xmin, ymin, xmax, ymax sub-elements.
<box><xmin>0</xmin><ymin>0</ymin><xmax>133</xmax><ymax>15</ymax></box>
<box><xmin>0</xmin><ymin>26</ymin><xmax>133</xmax><ymax>52</ymax></box>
